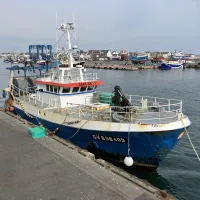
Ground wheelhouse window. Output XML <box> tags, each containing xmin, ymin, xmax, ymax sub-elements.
<box><xmin>72</xmin><ymin>87</ymin><xmax>80</xmax><ymax>93</ymax></box>
<box><xmin>54</xmin><ymin>87</ymin><xmax>58</xmax><ymax>93</ymax></box>
<box><xmin>50</xmin><ymin>85</ymin><xmax>53</xmax><ymax>92</ymax></box>
<box><xmin>63</xmin><ymin>87</ymin><xmax>71</xmax><ymax>93</ymax></box>
<box><xmin>46</xmin><ymin>85</ymin><xmax>49</xmax><ymax>91</ymax></box>
<box><xmin>80</xmin><ymin>87</ymin><xmax>87</xmax><ymax>92</ymax></box>
<box><xmin>87</xmin><ymin>86</ymin><xmax>94</xmax><ymax>91</ymax></box>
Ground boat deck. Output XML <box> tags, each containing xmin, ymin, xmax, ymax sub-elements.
<box><xmin>17</xmin><ymin>94</ymin><xmax>182</xmax><ymax>125</ymax></box>
<box><xmin>56</xmin><ymin>105</ymin><xmax>180</xmax><ymax>124</ymax></box>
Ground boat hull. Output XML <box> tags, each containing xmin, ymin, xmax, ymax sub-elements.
<box><xmin>161</xmin><ymin>63</ymin><xmax>183</xmax><ymax>70</ymax></box>
<box><xmin>13</xmin><ymin>106</ymin><xmax>190</xmax><ymax>168</ymax></box>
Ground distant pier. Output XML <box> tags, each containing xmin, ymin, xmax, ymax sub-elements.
<box><xmin>84</xmin><ymin>60</ymin><xmax>200</xmax><ymax>71</ymax></box>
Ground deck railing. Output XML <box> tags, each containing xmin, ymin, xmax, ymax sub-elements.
<box><xmin>12</xmin><ymin>85</ymin><xmax>58</xmax><ymax>108</ymax></box>
<box><xmin>11</xmin><ymin>84</ymin><xmax>183</xmax><ymax>123</ymax></box>
<box><xmin>62</xmin><ymin>73</ymin><xmax>98</xmax><ymax>82</ymax></box>
<box><xmin>37</xmin><ymin>72</ymin><xmax>98</xmax><ymax>83</ymax></box>
<box><xmin>64</xmin><ymin>101</ymin><xmax>181</xmax><ymax>123</ymax></box>
<box><xmin>76</xmin><ymin>93</ymin><xmax>183</xmax><ymax>123</ymax></box>
<box><xmin>94</xmin><ymin>91</ymin><xmax>183</xmax><ymax>113</ymax></box>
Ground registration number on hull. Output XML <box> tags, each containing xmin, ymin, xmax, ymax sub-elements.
<box><xmin>91</xmin><ymin>134</ymin><xmax>127</xmax><ymax>143</ymax></box>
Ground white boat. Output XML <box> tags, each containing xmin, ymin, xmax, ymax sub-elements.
<box><xmin>3</xmin><ymin>22</ymin><xmax>191</xmax><ymax>169</ymax></box>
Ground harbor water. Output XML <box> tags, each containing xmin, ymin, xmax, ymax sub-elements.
<box><xmin>1</xmin><ymin>60</ymin><xmax>200</xmax><ymax>200</ymax></box>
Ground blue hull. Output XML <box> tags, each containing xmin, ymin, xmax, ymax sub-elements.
<box><xmin>161</xmin><ymin>63</ymin><xmax>183</xmax><ymax>70</ymax></box>
<box><xmin>14</xmin><ymin>107</ymin><xmax>186</xmax><ymax>168</ymax></box>
<box><xmin>172</xmin><ymin>56</ymin><xmax>190</xmax><ymax>61</ymax></box>
<box><xmin>130</xmin><ymin>55</ymin><xmax>148</xmax><ymax>61</ymax></box>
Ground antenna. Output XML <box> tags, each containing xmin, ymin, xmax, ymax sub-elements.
<box><xmin>73</xmin><ymin>12</ymin><xmax>76</xmax><ymax>41</ymax></box>
<box><xmin>56</xmin><ymin>12</ymin><xmax>58</xmax><ymax>51</ymax></box>
<box><xmin>56</xmin><ymin>12</ymin><xmax>59</xmax><ymax>68</ymax></box>
<box><xmin>73</xmin><ymin>12</ymin><xmax>80</xmax><ymax>62</ymax></box>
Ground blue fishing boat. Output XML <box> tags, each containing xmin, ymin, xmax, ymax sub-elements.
<box><xmin>3</xmin><ymin>22</ymin><xmax>191</xmax><ymax>169</ymax></box>
<box><xmin>161</xmin><ymin>61</ymin><xmax>183</xmax><ymax>70</ymax></box>
<box><xmin>130</xmin><ymin>55</ymin><xmax>148</xmax><ymax>61</ymax></box>
<box><xmin>130</xmin><ymin>53</ymin><xmax>148</xmax><ymax>64</ymax></box>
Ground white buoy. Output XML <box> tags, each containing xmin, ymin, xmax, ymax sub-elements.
<box><xmin>124</xmin><ymin>156</ymin><xmax>134</xmax><ymax>167</ymax></box>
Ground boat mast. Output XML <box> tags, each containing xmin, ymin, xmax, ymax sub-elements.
<box><xmin>58</xmin><ymin>22</ymin><xmax>74</xmax><ymax>68</ymax></box>
<box><xmin>56</xmin><ymin>12</ymin><xmax>59</xmax><ymax>69</ymax></box>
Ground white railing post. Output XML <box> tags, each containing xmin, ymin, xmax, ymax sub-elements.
<box><xmin>92</xmin><ymin>106</ymin><xmax>93</xmax><ymax>120</ymax></box>
<box><xmin>180</xmin><ymin>101</ymin><xmax>182</xmax><ymax>113</ymax></box>
<box><xmin>35</xmin><ymin>93</ymin><xmax>37</xmax><ymax>105</ymax></box>
<box><xmin>168</xmin><ymin>99</ymin><xmax>170</xmax><ymax>111</ymax></box>
<box><xmin>109</xmin><ymin>107</ymin><xmax>111</xmax><ymax>121</ymax></box>
<box><xmin>159</xmin><ymin>106</ymin><xmax>161</xmax><ymax>121</ymax></box>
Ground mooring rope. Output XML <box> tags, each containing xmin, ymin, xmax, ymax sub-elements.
<box><xmin>67</xmin><ymin>120</ymin><xmax>88</xmax><ymax>140</ymax></box>
<box><xmin>127</xmin><ymin>121</ymin><xmax>131</xmax><ymax>156</ymax></box>
<box><xmin>18</xmin><ymin>99</ymin><xmax>83</xmax><ymax>137</ymax></box>
<box><xmin>181</xmin><ymin>118</ymin><xmax>200</xmax><ymax>162</ymax></box>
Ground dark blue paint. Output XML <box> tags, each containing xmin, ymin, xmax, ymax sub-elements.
<box><xmin>161</xmin><ymin>63</ymin><xmax>182</xmax><ymax>70</ymax></box>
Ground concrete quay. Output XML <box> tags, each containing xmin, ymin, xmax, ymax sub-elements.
<box><xmin>84</xmin><ymin>61</ymin><xmax>160</xmax><ymax>71</ymax></box>
<box><xmin>0</xmin><ymin>111</ymin><xmax>174</xmax><ymax>200</ymax></box>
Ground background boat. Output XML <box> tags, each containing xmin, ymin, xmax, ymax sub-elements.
<box><xmin>130</xmin><ymin>53</ymin><xmax>148</xmax><ymax>64</ymax></box>
<box><xmin>161</xmin><ymin>61</ymin><xmax>183</xmax><ymax>70</ymax></box>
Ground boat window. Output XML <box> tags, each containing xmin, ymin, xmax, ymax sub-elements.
<box><xmin>50</xmin><ymin>85</ymin><xmax>53</xmax><ymax>92</ymax></box>
<box><xmin>63</xmin><ymin>87</ymin><xmax>71</xmax><ymax>93</ymax></box>
<box><xmin>72</xmin><ymin>87</ymin><xmax>80</xmax><ymax>93</ymax></box>
<box><xmin>54</xmin><ymin>87</ymin><xmax>58</xmax><ymax>93</ymax></box>
<box><xmin>80</xmin><ymin>87</ymin><xmax>87</xmax><ymax>92</ymax></box>
<box><xmin>88</xmin><ymin>86</ymin><xmax>94</xmax><ymax>91</ymax></box>
<box><xmin>46</xmin><ymin>85</ymin><xmax>49</xmax><ymax>91</ymax></box>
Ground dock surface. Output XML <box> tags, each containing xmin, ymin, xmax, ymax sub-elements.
<box><xmin>0</xmin><ymin>111</ymin><xmax>170</xmax><ymax>200</ymax></box>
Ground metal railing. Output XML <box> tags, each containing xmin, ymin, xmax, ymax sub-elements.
<box><xmin>12</xmin><ymin>84</ymin><xmax>58</xmax><ymax>108</ymax></box>
<box><xmin>94</xmin><ymin>91</ymin><xmax>183</xmax><ymax>113</ymax></box>
<box><xmin>37</xmin><ymin>72</ymin><xmax>98</xmax><ymax>83</ymax></box>
<box><xmin>11</xmin><ymin>84</ymin><xmax>183</xmax><ymax>123</ymax></box>
<box><xmin>64</xmin><ymin>93</ymin><xmax>183</xmax><ymax>123</ymax></box>
<box><xmin>62</xmin><ymin>73</ymin><xmax>98</xmax><ymax>82</ymax></box>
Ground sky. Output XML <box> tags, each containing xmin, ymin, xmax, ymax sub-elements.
<box><xmin>0</xmin><ymin>0</ymin><xmax>200</xmax><ymax>53</ymax></box>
